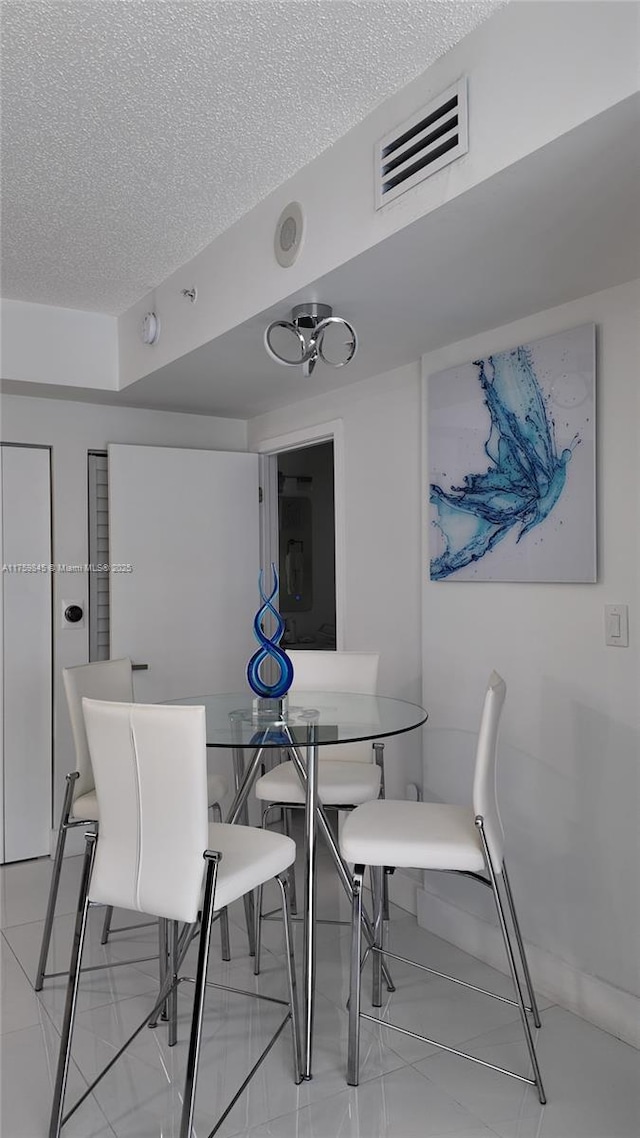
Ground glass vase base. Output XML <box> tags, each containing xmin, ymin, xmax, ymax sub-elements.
<box><xmin>252</xmin><ymin>695</ymin><xmax>289</xmax><ymax>724</ymax></box>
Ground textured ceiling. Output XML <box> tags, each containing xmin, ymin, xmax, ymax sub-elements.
<box><xmin>1</xmin><ymin>0</ymin><xmax>502</xmax><ymax>315</ymax></box>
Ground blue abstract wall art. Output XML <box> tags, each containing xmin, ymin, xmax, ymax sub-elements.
<box><xmin>427</xmin><ymin>325</ymin><xmax>596</xmax><ymax>583</ymax></box>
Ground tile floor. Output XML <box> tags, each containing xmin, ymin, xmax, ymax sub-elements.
<box><xmin>1</xmin><ymin>839</ymin><xmax>639</xmax><ymax>1137</ymax></box>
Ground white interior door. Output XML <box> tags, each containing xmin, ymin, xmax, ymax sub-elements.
<box><xmin>108</xmin><ymin>444</ymin><xmax>259</xmax><ymax>705</ymax></box>
<box><xmin>1</xmin><ymin>445</ymin><xmax>52</xmax><ymax>863</ymax></box>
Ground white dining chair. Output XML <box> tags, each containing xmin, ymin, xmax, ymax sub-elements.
<box><xmin>35</xmin><ymin>658</ymin><xmax>230</xmax><ymax>992</ymax></box>
<box><xmin>340</xmin><ymin>671</ymin><xmax>546</xmax><ymax>1104</ymax></box>
<box><xmin>49</xmin><ymin>699</ymin><xmax>301</xmax><ymax>1138</ymax></box>
<box><xmin>253</xmin><ymin>650</ymin><xmax>386</xmax><ymax>973</ymax></box>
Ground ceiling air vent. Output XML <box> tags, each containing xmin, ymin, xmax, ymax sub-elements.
<box><xmin>375</xmin><ymin>78</ymin><xmax>468</xmax><ymax>209</ymax></box>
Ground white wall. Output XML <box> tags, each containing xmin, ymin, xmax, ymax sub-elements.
<box><xmin>0</xmin><ymin>394</ymin><xmax>246</xmax><ymax>823</ymax></box>
<box><xmin>419</xmin><ymin>279</ymin><xmax>640</xmax><ymax>1046</ymax></box>
<box><xmin>1</xmin><ymin>299</ymin><xmax>117</xmax><ymax>388</ymax></box>
<box><xmin>3</xmin><ymin>278</ymin><xmax>638</xmax><ymax>1048</ymax></box>
<box><xmin>251</xmin><ymin>279</ymin><xmax>640</xmax><ymax>1042</ymax></box>
<box><xmin>249</xmin><ymin>365</ymin><xmax>424</xmax><ymax>823</ymax></box>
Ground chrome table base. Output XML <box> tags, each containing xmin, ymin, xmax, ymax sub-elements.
<box><xmin>227</xmin><ymin>721</ymin><xmax>394</xmax><ymax>1080</ymax></box>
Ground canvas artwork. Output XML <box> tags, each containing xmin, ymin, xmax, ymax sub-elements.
<box><xmin>427</xmin><ymin>324</ymin><xmax>596</xmax><ymax>582</ymax></box>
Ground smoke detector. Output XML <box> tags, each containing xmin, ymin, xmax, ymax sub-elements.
<box><xmin>141</xmin><ymin>311</ymin><xmax>160</xmax><ymax>345</ymax></box>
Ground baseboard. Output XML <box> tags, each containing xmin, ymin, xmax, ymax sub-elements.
<box><xmin>416</xmin><ymin>886</ymin><xmax>640</xmax><ymax>1050</ymax></box>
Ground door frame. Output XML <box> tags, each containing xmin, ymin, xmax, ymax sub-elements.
<box><xmin>256</xmin><ymin>420</ymin><xmax>345</xmax><ymax>650</ymax></box>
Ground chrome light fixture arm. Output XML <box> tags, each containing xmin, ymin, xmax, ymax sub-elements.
<box><xmin>264</xmin><ymin>302</ymin><xmax>357</xmax><ymax>375</ymax></box>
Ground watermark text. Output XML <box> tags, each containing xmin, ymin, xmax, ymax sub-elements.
<box><xmin>2</xmin><ymin>563</ymin><xmax>133</xmax><ymax>573</ymax></box>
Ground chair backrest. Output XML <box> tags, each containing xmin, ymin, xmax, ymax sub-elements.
<box><xmin>82</xmin><ymin>699</ymin><xmax>209</xmax><ymax>924</ymax></box>
<box><xmin>288</xmin><ymin>650</ymin><xmax>380</xmax><ymax>763</ymax></box>
<box><xmin>472</xmin><ymin>671</ymin><xmax>507</xmax><ymax>869</ymax></box>
<box><xmin>62</xmin><ymin>658</ymin><xmax>134</xmax><ymax>801</ymax></box>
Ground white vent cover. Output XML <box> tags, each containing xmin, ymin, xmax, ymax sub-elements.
<box><xmin>375</xmin><ymin>78</ymin><xmax>468</xmax><ymax>209</ymax></box>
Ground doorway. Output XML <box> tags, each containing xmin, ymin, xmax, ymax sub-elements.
<box><xmin>277</xmin><ymin>441</ymin><xmax>336</xmax><ymax>651</ymax></box>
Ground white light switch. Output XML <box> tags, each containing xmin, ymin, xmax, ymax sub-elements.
<box><xmin>605</xmin><ymin>604</ymin><xmax>629</xmax><ymax>647</ymax></box>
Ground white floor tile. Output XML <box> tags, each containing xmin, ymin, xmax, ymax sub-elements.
<box><xmin>384</xmin><ymin>915</ymin><xmax>553</xmax><ymax>1010</ymax></box>
<box><xmin>64</xmin><ymin>967</ymin><xmax>405</xmax><ymax>1137</ymax></box>
<box><xmin>4</xmin><ymin>910</ymin><xmax>160</xmax><ymax>1031</ymax></box>
<box><xmin>1</xmin><ymin>849</ymin><xmax>639</xmax><ymax>1138</ymax></box>
<box><xmin>362</xmin><ymin>969</ymin><xmax>524</xmax><ymax>1066</ymax></box>
<box><xmin>1</xmin><ymin>937</ymin><xmax>47</xmax><ymax>1035</ymax></box>
<box><xmin>234</xmin><ymin>1065</ymin><xmax>500</xmax><ymax>1138</ymax></box>
<box><xmin>0</xmin><ymin>1016</ymin><xmax>115</xmax><ymax>1137</ymax></box>
<box><xmin>0</xmin><ymin>853</ymin><xmax>84</xmax><ymax>930</ymax></box>
<box><xmin>414</xmin><ymin>1006</ymin><xmax>640</xmax><ymax>1137</ymax></box>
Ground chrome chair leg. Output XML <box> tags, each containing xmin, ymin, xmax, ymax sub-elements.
<box><xmin>243</xmin><ymin>891</ymin><xmax>256</xmax><ymax>958</ymax></box>
<box><xmin>219</xmin><ymin>902</ymin><xmax>231</xmax><ymax>963</ymax></box>
<box><xmin>371</xmin><ymin>741</ymin><xmax>387</xmax><ymax>919</ymax></box>
<box><xmin>311</xmin><ymin>798</ymin><xmax>395</xmax><ymax>994</ymax></box>
<box><xmin>347</xmin><ymin>867</ymin><xmax>364</xmax><ymax>1087</ymax></box>
<box><xmin>211</xmin><ymin>804</ymin><xmax>231</xmax><ymax>961</ymax></box>
<box><xmin>276</xmin><ymin>873</ymin><xmax>302</xmax><ymax>1085</ymax></box>
<box><xmin>254</xmin><ymin>802</ymin><xmax>281</xmax><ymax>976</ymax></box>
<box><xmin>159</xmin><ymin>918</ymin><xmax>170</xmax><ymax>1022</ymax></box>
<box><xmin>254</xmin><ymin>876</ymin><xmax>264</xmax><ymax>978</ymax></box>
<box><xmin>501</xmin><ymin>859</ymin><xmax>542</xmax><ymax>1028</ymax></box>
<box><xmin>230</xmin><ymin>742</ymin><xmax>258</xmax><ymax>958</ymax></box>
<box><xmin>378</xmin><ymin>869</ymin><xmax>389</xmax><ymax>924</ymax></box>
<box><xmin>370</xmin><ymin>864</ymin><xmax>384</xmax><ymax>1008</ymax></box>
<box><xmin>100</xmin><ymin>905</ymin><xmax>114</xmax><ymax>945</ymax></box>
<box><xmin>282</xmin><ymin>807</ymin><xmax>298</xmax><ymax>915</ymax></box>
<box><xmin>476</xmin><ymin>819</ymin><xmax>546</xmax><ymax>1105</ymax></box>
<box><xmin>149</xmin><ymin>919</ymin><xmax>169</xmax><ymax>1029</ymax></box>
<box><xmin>35</xmin><ymin>772</ymin><xmax>79</xmax><ymax>991</ymax></box>
<box><xmin>48</xmin><ymin>831</ymin><xmax>97</xmax><ymax>1138</ymax></box>
<box><xmin>179</xmin><ymin>851</ymin><xmax>220</xmax><ymax>1138</ymax></box>
<box><xmin>167</xmin><ymin>920</ymin><xmax>180</xmax><ymax>1047</ymax></box>
<box><xmin>284</xmin><ymin>733</ymin><xmax>396</xmax><ymax>994</ymax></box>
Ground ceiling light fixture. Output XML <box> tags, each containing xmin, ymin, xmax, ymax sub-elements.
<box><xmin>264</xmin><ymin>302</ymin><xmax>357</xmax><ymax>377</ymax></box>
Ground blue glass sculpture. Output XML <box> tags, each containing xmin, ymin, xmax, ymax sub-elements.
<box><xmin>246</xmin><ymin>564</ymin><xmax>294</xmax><ymax>699</ymax></box>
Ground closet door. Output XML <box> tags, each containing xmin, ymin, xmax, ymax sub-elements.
<box><xmin>108</xmin><ymin>444</ymin><xmax>259</xmax><ymax>704</ymax></box>
<box><xmin>1</xmin><ymin>445</ymin><xmax>52</xmax><ymax>862</ymax></box>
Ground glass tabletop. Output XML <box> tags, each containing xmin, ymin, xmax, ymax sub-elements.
<box><xmin>169</xmin><ymin>691</ymin><xmax>428</xmax><ymax>749</ymax></box>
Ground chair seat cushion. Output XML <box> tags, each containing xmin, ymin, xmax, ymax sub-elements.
<box><xmin>208</xmin><ymin>822</ymin><xmax>296</xmax><ymax>911</ymax></box>
<box><xmin>207</xmin><ymin>772</ymin><xmax>227</xmax><ymax>806</ymax></box>
<box><xmin>254</xmin><ymin>760</ymin><xmax>381</xmax><ymax>806</ymax></box>
<box><xmin>71</xmin><ymin>791</ymin><xmax>98</xmax><ymax>821</ymax></box>
<box><xmin>340</xmin><ymin>800</ymin><xmax>487</xmax><ymax>873</ymax></box>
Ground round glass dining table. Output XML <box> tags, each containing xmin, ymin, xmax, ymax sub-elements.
<box><xmin>170</xmin><ymin>690</ymin><xmax>428</xmax><ymax>1079</ymax></box>
<box><xmin>171</xmin><ymin>690</ymin><xmax>427</xmax><ymax>749</ymax></box>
